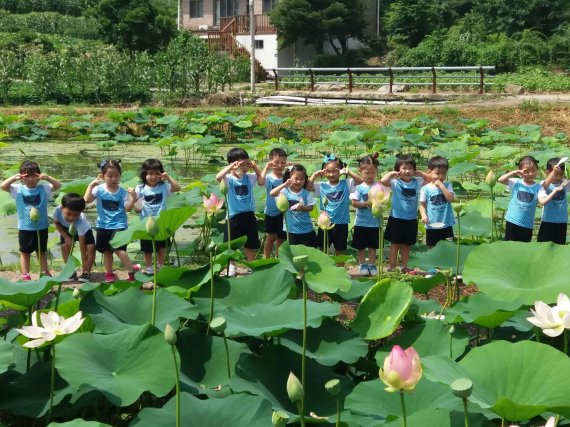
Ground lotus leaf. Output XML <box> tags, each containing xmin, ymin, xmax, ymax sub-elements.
<box><xmin>48</xmin><ymin>420</ymin><xmax>112</xmax><ymax>427</ymax></box>
<box><xmin>408</xmin><ymin>241</ymin><xmax>475</xmax><ymax>274</ymax></box>
<box><xmin>445</xmin><ymin>293</ymin><xmax>521</xmax><ymax>328</ymax></box>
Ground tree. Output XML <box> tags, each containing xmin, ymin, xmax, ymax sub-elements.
<box><xmin>269</xmin><ymin>0</ymin><xmax>368</xmax><ymax>57</ymax></box>
<box><xmin>383</xmin><ymin>0</ymin><xmax>442</xmax><ymax>47</ymax></box>
<box><xmin>92</xmin><ymin>0</ymin><xmax>176</xmax><ymax>55</ymax></box>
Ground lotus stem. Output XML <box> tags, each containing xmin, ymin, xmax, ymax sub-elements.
<box><xmin>171</xmin><ymin>233</ymin><xmax>181</xmax><ymax>267</ymax></box>
<box><xmin>225</xmin><ymin>196</ymin><xmax>231</xmax><ymax>275</ymax></box>
<box><xmin>171</xmin><ymin>344</ymin><xmax>181</xmax><ymax>427</ymax></box>
<box><xmin>26</xmin><ymin>306</ymin><xmax>32</xmax><ymax>372</ymax></box>
<box><xmin>36</xmin><ymin>228</ymin><xmax>41</xmax><ymax>275</ymax></box>
<box><xmin>222</xmin><ymin>334</ymin><xmax>231</xmax><ymax>381</ymax></box>
<box><xmin>296</xmin><ymin>401</ymin><xmax>306</xmax><ymax>427</ymax></box>
<box><xmin>301</xmin><ymin>272</ymin><xmax>308</xmax><ymax>425</ymax></box>
<box><xmin>55</xmin><ymin>234</ymin><xmax>74</xmax><ymax>311</ymax></box>
<box><xmin>48</xmin><ymin>343</ymin><xmax>56</xmax><ymax>423</ymax></box>
<box><xmin>336</xmin><ymin>398</ymin><xmax>341</xmax><ymax>427</ymax></box>
<box><xmin>399</xmin><ymin>390</ymin><xmax>407</xmax><ymax>427</ymax></box>
<box><xmin>207</xmin><ymin>251</ymin><xmax>215</xmax><ymax>335</ymax></box>
<box><xmin>462</xmin><ymin>397</ymin><xmax>470</xmax><ymax>427</ymax></box>
<box><xmin>284</xmin><ymin>215</ymin><xmax>290</xmax><ymax>243</ymax></box>
<box><xmin>564</xmin><ymin>329</ymin><xmax>568</xmax><ymax>355</ymax></box>
<box><xmin>378</xmin><ymin>221</ymin><xmax>384</xmax><ymax>281</ymax></box>
<box><xmin>151</xmin><ymin>238</ymin><xmax>158</xmax><ymax>326</ymax></box>
<box><xmin>490</xmin><ymin>187</ymin><xmax>495</xmax><ymax>242</ymax></box>
<box><xmin>535</xmin><ymin>327</ymin><xmax>541</xmax><ymax>343</ymax></box>
<box><xmin>322</xmin><ymin>229</ymin><xmax>327</xmax><ymax>255</ymax></box>
<box><xmin>455</xmin><ymin>213</ymin><xmax>461</xmax><ymax>301</ymax></box>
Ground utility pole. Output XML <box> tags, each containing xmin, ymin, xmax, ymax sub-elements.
<box><xmin>249</xmin><ymin>0</ymin><xmax>256</xmax><ymax>93</ymax></box>
<box><xmin>177</xmin><ymin>0</ymin><xmax>181</xmax><ymax>30</ymax></box>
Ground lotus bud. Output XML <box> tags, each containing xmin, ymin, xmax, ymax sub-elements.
<box><xmin>451</xmin><ymin>378</ymin><xmax>473</xmax><ymax>399</ymax></box>
<box><xmin>146</xmin><ymin>216</ymin><xmax>160</xmax><ymax>237</ymax></box>
<box><xmin>72</xmin><ymin>288</ymin><xmax>81</xmax><ymax>298</ymax></box>
<box><xmin>276</xmin><ymin>193</ymin><xmax>289</xmax><ymax>212</ymax></box>
<box><xmin>219</xmin><ymin>179</ymin><xmax>229</xmax><ymax>195</ymax></box>
<box><xmin>453</xmin><ymin>202</ymin><xmax>464</xmax><ymax>215</ymax></box>
<box><xmin>68</xmin><ymin>222</ymin><xmax>78</xmax><ymax>237</ymax></box>
<box><xmin>209</xmin><ymin>317</ymin><xmax>227</xmax><ymax>334</ymax></box>
<box><xmin>206</xmin><ymin>241</ymin><xmax>217</xmax><ymax>254</ymax></box>
<box><xmin>286</xmin><ymin>372</ymin><xmax>304</xmax><ymax>402</ymax></box>
<box><xmin>203</xmin><ymin>193</ymin><xmax>224</xmax><ymax>215</ymax></box>
<box><xmin>379</xmin><ymin>345</ymin><xmax>422</xmax><ymax>392</ymax></box>
<box><xmin>29</xmin><ymin>207</ymin><xmax>39</xmax><ymax>222</ymax></box>
<box><xmin>317</xmin><ymin>212</ymin><xmax>333</xmax><ymax>230</ymax></box>
<box><xmin>164</xmin><ymin>323</ymin><xmax>177</xmax><ymax>346</ymax></box>
<box><xmin>485</xmin><ymin>170</ymin><xmax>497</xmax><ymax>188</ymax></box>
<box><xmin>272</xmin><ymin>410</ymin><xmax>289</xmax><ymax>426</ymax></box>
<box><xmin>371</xmin><ymin>201</ymin><xmax>383</xmax><ymax>218</ymax></box>
<box><xmin>293</xmin><ymin>255</ymin><xmax>308</xmax><ymax>272</ymax></box>
<box><xmin>325</xmin><ymin>378</ymin><xmax>341</xmax><ymax>396</ymax></box>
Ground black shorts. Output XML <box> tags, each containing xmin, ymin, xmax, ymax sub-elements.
<box><xmin>384</xmin><ymin>216</ymin><xmax>418</xmax><ymax>245</ymax></box>
<box><xmin>264</xmin><ymin>213</ymin><xmax>286</xmax><ymax>239</ymax></box>
<box><xmin>289</xmin><ymin>231</ymin><xmax>319</xmax><ymax>248</ymax></box>
<box><xmin>318</xmin><ymin>223</ymin><xmax>349</xmax><ymax>251</ymax></box>
<box><xmin>140</xmin><ymin>238</ymin><xmax>168</xmax><ymax>253</ymax></box>
<box><xmin>504</xmin><ymin>221</ymin><xmax>533</xmax><ymax>243</ymax></box>
<box><xmin>96</xmin><ymin>228</ymin><xmax>127</xmax><ymax>253</ymax></box>
<box><xmin>224</xmin><ymin>211</ymin><xmax>261</xmax><ymax>249</ymax></box>
<box><xmin>352</xmin><ymin>225</ymin><xmax>380</xmax><ymax>250</ymax></box>
<box><xmin>19</xmin><ymin>229</ymin><xmax>48</xmax><ymax>254</ymax></box>
<box><xmin>426</xmin><ymin>226</ymin><xmax>454</xmax><ymax>247</ymax></box>
<box><xmin>59</xmin><ymin>228</ymin><xmax>95</xmax><ymax>246</ymax></box>
<box><xmin>537</xmin><ymin>221</ymin><xmax>567</xmax><ymax>245</ymax></box>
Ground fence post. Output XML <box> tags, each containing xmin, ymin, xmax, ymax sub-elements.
<box><xmin>309</xmin><ymin>69</ymin><xmax>315</xmax><ymax>92</ymax></box>
<box><xmin>431</xmin><ymin>67</ymin><xmax>437</xmax><ymax>93</ymax></box>
<box><xmin>348</xmin><ymin>68</ymin><xmax>353</xmax><ymax>93</ymax></box>
<box><xmin>273</xmin><ymin>70</ymin><xmax>278</xmax><ymax>91</ymax></box>
<box><xmin>479</xmin><ymin>66</ymin><xmax>484</xmax><ymax>94</ymax></box>
<box><xmin>389</xmin><ymin>67</ymin><xmax>393</xmax><ymax>94</ymax></box>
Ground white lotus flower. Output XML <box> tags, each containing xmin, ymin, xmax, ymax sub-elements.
<box><xmin>420</xmin><ymin>311</ymin><xmax>445</xmax><ymax>321</ymax></box>
<box><xmin>543</xmin><ymin>416</ymin><xmax>556</xmax><ymax>427</ymax></box>
<box><xmin>16</xmin><ymin>311</ymin><xmax>85</xmax><ymax>348</ymax></box>
<box><xmin>527</xmin><ymin>297</ymin><xmax>570</xmax><ymax>337</ymax></box>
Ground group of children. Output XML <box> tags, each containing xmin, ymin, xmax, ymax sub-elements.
<box><xmin>1</xmin><ymin>149</ymin><xmax>568</xmax><ymax>281</ymax></box>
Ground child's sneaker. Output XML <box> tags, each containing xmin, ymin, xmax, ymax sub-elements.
<box><xmin>145</xmin><ymin>266</ymin><xmax>154</xmax><ymax>275</ymax></box>
<box><xmin>21</xmin><ymin>273</ymin><xmax>32</xmax><ymax>281</ymax></box>
<box><xmin>227</xmin><ymin>264</ymin><xmax>237</xmax><ymax>277</ymax></box>
<box><xmin>359</xmin><ymin>264</ymin><xmax>370</xmax><ymax>276</ymax></box>
<box><xmin>368</xmin><ymin>264</ymin><xmax>378</xmax><ymax>276</ymax></box>
<box><xmin>40</xmin><ymin>271</ymin><xmax>52</xmax><ymax>278</ymax></box>
<box><xmin>68</xmin><ymin>271</ymin><xmax>78</xmax><ymax>281</ymax></box>
<box><xmin>78</xmin><ymin>272</ymin><xmax>91</xmax><ymax>282</ymax></box>
<box><xmin>128</xmin><ymin>264</ymin><xmax>141</xmax><ymax>282</ymax></box>
<box><xmin>104</xmin><ymin>272</ymin><xmax>116</xmax><ymax>283</ymax></box>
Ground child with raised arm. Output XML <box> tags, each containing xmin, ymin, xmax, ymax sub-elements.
<box><xmin>308</xmin><ymin>154</ymin><xmax>362</xmax><ymax>256</ymax></box>
<box><xmin>537</xmin><ymin>157</ymin><xmax>570</xmax><ymax>244</ymax></box>
<box><xmin>84</xmin><ymin>159</ymin><xmax>140</xmax><ymax>283</ymax></box>
<box><xmin>53</xmin><ymin>193</ymin><xmax>95</xmax><ymax>282</ymax></box>
<box><xmin>498</xmin><ymin>155</ymin><xmax>542</xmax><ymax>242</ymax></box>
<box><xmin>135</xmin><ymin>159</ymin><xmax>181</xmax><ymax>274</ymax></box>
<box><xmin>0</xmin><ymin>160</ymin><xmax>61</xmax><ymax>280</ymax></box>
<box><xmin>350</xmin><ymin>154</ymin><xmax>387</xmax><ymax>276</ymax></box>
<box><xmin>216</xmin><ymin>147</ymin><xmax>264</xmax><ymax>276</ymax></box>
<box><xmin>380</xmin><ymin>154</ymin><xmax>429</xmax><ymax>272</ymax></box>
<box><xmin>260</xmin><ymin>148</ymin><xmax>289</xmax><ymax>257</ymax></box>
<box><xmin>270</xmin><ymin>164</ymin><xmax>318</xmax><ymax>247</ymax></box>
<box><xmin>419</xmin><ymin>156</ymin><xmax>455</xmax><ymax>248</ymax></box>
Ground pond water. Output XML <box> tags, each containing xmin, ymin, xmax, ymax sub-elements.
<box><xmin>0</xmin><ymin>140</ymin><xmax>220</xmax><ymax>265</ymax></box>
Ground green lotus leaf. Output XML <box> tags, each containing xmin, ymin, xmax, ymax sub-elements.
<box><xmin>382</xmin><ymin>408</ymin><xmax>495</xmax><ymax>427</ymax></box>
<box><xmin>0</xmin><ymin>341</ymin><xmax>11</xmax><ymax>374</ymax></box>
<box><xmin>177</xmin><ymin>332</ymin><xmax>249</xmax><ymax>396</ymax></box>
<box><xmin>325</xmin><ymin>130</ymin><xmax>363</xmax><ymax>145</ymax></box>
<box><xmin>408</xmin><ymin>241</ymin><xmax>475</xmax><ymax>274</ymax></box>
<box><xmin>221</xmin><ymin>299</ymin><xmax>340</xmax><ymax>337</ymax></box>
<box><xmin>278</xmin><ymin>319</ymin><xmax>368</xmax><ymax>366</ymax></box>
<box><xmin>351</xmin><ymin>279</ymin><xmax>413</xmax><ymax>340</ymax></box>
<box><xmin>484</xmin><ymin>145</ymin><xmax>519</xmax><ymax>160</ymax></box>
<box><xmin>56</xmin><ymin>325</ymin><xmax>174</xmax><ymax>406</ymax></box>
<box><xmin>445</xmin><ymin>293</ymin><xmax>522</xmax><ymax>328</ymax></box>
<box><xmin>59</xmin><ymin>178</ymin><xmax>93</xmax><ymax>196</ymax></box>
<box><xmin>131</xmin><ymin>392</ymin><xmax>273</xmax><ymax>427</ymax></box>
<box><xmin>80</xmin><ymin>288</ymin><xmax>200</xmax><ymax>333</ymax></box>
<box><xmin>334</xmin><ymin>277</ymin><xmax>375</xmax><ymax>301</ymax></box>
<box><xmin>410</xmin><ymin>272</ymin><xmax>446</xmax><ymax>295</ymax></box>
<box><xmin>278</xmin><ymin>242</ymin><xmax>351</xmax><ymax>293</ymax></box>
<box><xmin>48</xmin><ymin>420</ymin><xmax>112</xmax><ymax>427</ymax></box>
<box><xmin>463</xmin><ymin>242</ymin><xmax>570</xmax><ymax>304</ymax></box>
<box><xmin>448</xmin><ymin>162</ymin><xmax>484</xmax><ymax>178</ymax></box>
<box><xmin>155</xmin><ymin>114</ymin><xmax>180</xmax><ymax>125</ymax></box>
<box><xmin>456</xmin><ymin>211</ymin><xmax>491</xmax><ymax>237</ymax></box>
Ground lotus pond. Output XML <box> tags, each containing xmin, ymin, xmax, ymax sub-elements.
<box><xmin>0</xmin><ymin>110</ymin><xmax>570</xmax><ymax>427</ymax></box>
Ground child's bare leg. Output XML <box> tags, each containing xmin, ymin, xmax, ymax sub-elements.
<box><xmin>103</xmin><ymin>251</ymin><xmax>114</xmax><ymax>273</ymax></box>
<box><xmin>157</xmin><ymin>247</ymin><xmax>166</xmax><ymax>267</ymax></box>
<box><xmin>388</xmin><ymin>244</ymin><xmax>399</xmax><ymax>269</ymax></box>
<box><xmin>357</xmin><ymin>249</ymin><xmax>367</xmax><ymax>265</ymax></box>
<box><xmin>61</xmin><ymin>241</ymin><xmax>71</xmax><ymax>263</ymax></box>
<box><xmin>335</xmin><ymin>249</ymin><xmax>344</xmax><ymax>267</ymax></box>
<box><xmin>83</xmin><ymin>244</ymin><xmax>95</xmax><ymax>273</ymax></box>
<box><xmin>20</xmin><ymin>252</ymin><xmax>31</xmax><ymax>275</ymax></box>
<box><xmin>400</xmin><ymin>244</ymin><xmax>411</xmax><ymax>267</ymax></box>
<box><xmin>114</xmin><ymin>249</ymin><xmax>134</xmax><ymax>270</ymax></box>
<box><xmin>143</xmin><ymin>251</ymin><xmax>153</xmax><ymax>268</ymax></box>
<box><xmin>264</xmin><ymin>233</ymin><xmax>276</xmax><ymax>258</ymax></box>
<box><xmin>244</xmin><ymin>248</ymin><xmax>257</xmax><ymax>262</ymax></box>
<box><xmin>274</xmin><ymin>238</ymin><xmax>285</xmax><ymax>257</ymax></box>
<box><xmin>368</xmin><ymin>248</ymin><xmax>377</xmax><ymax>265</ymax></box>
<box><xmin>39</xmin><ymin>252</ymin><xmax>49</xmax><ymax>273</ymax></box>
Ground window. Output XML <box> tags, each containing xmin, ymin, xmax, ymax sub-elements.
<box><xmin>215</xmin><ymin>0</ymin><xmax>239</xmax><ymax>25</ymax></box>
<box><xmin>190</xmin><ymin>0</ymin><xmax>203</xmax><ymax>18</ymax></box>
<box><xmin>262</xmin><ymin>0</ymin><xmax>278</xmax><ymax>13</ymax></box>
<box><xmin>254</xmin><ymin>39</ymin><xmax>264</xmax><ymax>49</ymax></box>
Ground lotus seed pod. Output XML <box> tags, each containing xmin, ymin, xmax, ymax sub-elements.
<box><xmin>371</xmin><ymin>201</ymin><xmax>383</xmax><ymax>218</ymax></box>
<box><xmin>68</xmin><ymin>222</ymin><xmax>78</xmax><ymax>237</ymax></box>
<box><xmin>325</xmin><ymin>378</ymin><xmax>341</xmax><ymax>396</ymax></box>
<box><xmin>286</xmin><ymin>372</ymin><xmax>304</xmax><ymax>402</ymax></box>
<box><xmin>272</xmin><ymin>410</ymin><xmax>289</xmax><ymax>426</ymax></box>
<box><xmin>209</xmin><ymin>317</ymin><xmax>227</xmax><ymax>334</ymax></box>
<box><xmin>145</xmin><ymin>216</ymin><xmax>160</xmax><ymax>237</ymax></box>
<box><xmin>485</xmin><ymin>170</ymin><xmax>497</xmax><ymax>188</ymax></box>
<box><xmin>29</xmin><ymin>207</ymin><xmax>40</xmax><ymax>222</ymax></box>
<box><xmin>276</xmin><ymin>193</ymin><xmax>289</xmax><ymax>212</ymax></box>
<box><xmin>72</xmin><ymin>288</ymin><xmax>81</xmax><ymax>298</ymax></box>
<box><xmin>293</xmin><ymin>255</ymin><xmax>309</xmax><ymax>272</ymax></box>
<box><xmin>452</xmin><ymin>202</ymin><xmax>464</xmax><ymax>215</ymax></box>
<box><xmin>164</xmin><ymin>323</ymin><xmax>177</xmax><ymax>346</ymax></box>
<box><xmin>219</xmin><ymin>179</ymin><xmax>229</xmax><ymax>195</ymax></box>
<box><xmin>451</xmin><ymin>378</ymin><xmax>473</xmax><ymax>399</ymax></box>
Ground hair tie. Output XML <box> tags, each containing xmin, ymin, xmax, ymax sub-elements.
<box><xmin>373</xmin><ymin>152</ymin><xmax>379</xmax><ymax>159</ymax></box>
<box><xmin>323</xmin><ymin>153</ymin><xmax>336</xmax><ymax>163</ymax></box>
<box><xmin>99</xmin><ymin>160</ymin><xmax>109</xmax><ymax>170</ymax></box>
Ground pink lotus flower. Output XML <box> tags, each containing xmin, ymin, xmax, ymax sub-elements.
<box><xmin>203</xmin><ymin>193</ymin><xmax>224</xmax><ymax>215</ymax></box>
<box><xmin>369</xmin><ymin>183</ymin><xmax>390</xmax><ymax>205</ymax></box>
<box><xmin>379</xmin><ymin>345</ymin><xmax>422</xmax><ymax>392</ymax></box>
<box><xmin>317</xmin><ymin>212</ymin><xmax>335</xmax><ymax>230</ymax></box>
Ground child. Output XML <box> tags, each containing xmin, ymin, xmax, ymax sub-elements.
<box><xmin>270</xmin><ymin>164</ymin><xmax>318</xmax><ymax>247</ymax></box>
<box><xmin>215</xmin><ymin>148</ymin><xmax>264</xmax><ymax>276</ymax></box>
<box><xmin>308</xmin><ymin>154</ymin><xmax>362</xmax><ymax>256</ymax></box>
<box><xmin>419</xmin><ymin>156</ymin><xmax>455</xmax><ymax>248</ymax></box>
<box><xmin>135</xmin><ymin>159</ymin><xmax>181</xmax><ymax>274</ymax></box>
<box><xmin>84</xmin><ymin>159</ymin><xmax>140</xmax><ymax>283</ymax></box>
<box><xmin>498</xmin><ymin>155</ymin><xmax>542</xmax><ymax>242</ymax></box>
<box><xmin>350</xmin><ymin>154</ymin><xmax>387</xmax><ymax>276</ymax></box>
<box><xmin>53</xmin><ymin>193</ymin><xmax>96</xmax><ymax>282</ymax></box>
<box><xmin>260</xmin><ymin>148</ymin><xmax>288</xmax><ymax>257</ymax></box>
<box><xmin>537</xmin><ymin>158</ymin><xmax>570</xmax><ymax>244</ymax></box>
<box><xmin>381</xmin><ymin>155</ymin><xmax>428</xmax><ymax>272</ymax></box>
<box><xmin>0</xmin><ymin>160</ymin><xmax>61</xmax><ymax>280</ymax></box>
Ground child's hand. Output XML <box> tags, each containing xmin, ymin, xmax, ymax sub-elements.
<box><xmin>38</xmin><ymin>173</ymin><xmax>48</xmax><ymax>180</ymax></box>
<box><xmin>421</xmin><ymin>215</ymin><xmax>428</xmax><ymax>224</ymax></box>
<box><xmin>516</xmin><ymin>168</ymin><xmax>528</xmax><ymax>177</ymax></box>
<box><xmin>127</xmin><ymin>188</ymin><xmax>136</xmax><ymax>198</ymax></box>
<box><xmin>312</xmin><ymin>170</ymin><xmax>324</xmax><ymax>179</ymax></box>
<box><xmin>553</xmin><ymin>185</ymin><xmax>564</xmax><ymax>194</ymax></box>
<box><xmin>290</xmin><ymin>199</ymin><xmax>303</xmax><ymax>211</ymax></box>
<box><xmin>63</xmin><ymin>235</ymin><xmax>73</xmax><ymax>247</ymax></box>
<box><xmin>247</xmin><ymin>160</ymin><xmax>256</xmax><ymax>170</ymax></box>
<box><xmin>284</xmin><ymin>178</ymin><xmax>293</xmax><ymax>187</ymax></box>
<box><xmin>434</xmin><ymin>180</ymin><xmax>444</xmax><ymax>189</ymax></box>
<box><xmin>265</xmin><ymin>160</ymin><xmax>275</xmax><ymax>170</ymax></box>
<box><xmin>90</xmin><ymin>175</ymin><xmax>102</xmax><ymax>186</ymax></box>
<box><xmin>161</xmin><ymin>172</ymin><xmax>170</xmax><ymax>182</ymax></box>
<box><xmin>339</xmin><ymin>166</ymin><xmax>349</xmax><ymax>175</ymax></box>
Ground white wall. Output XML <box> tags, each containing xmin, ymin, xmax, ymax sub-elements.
<box><xmin>235</xmin><ymin>34</ymin><xmax>279</xmax><ymax>70</ymax></box>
